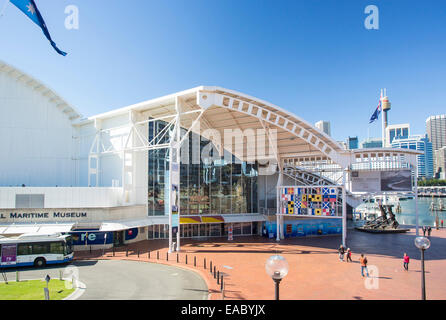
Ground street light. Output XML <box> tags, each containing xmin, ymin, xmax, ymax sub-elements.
<box><xmin>414</xmin><ymin>236</ymin><xmax>431</xmax><ymax>300</ymax></box>
<box><xmin>265</xmin><ymin>255</ymin><xmax>289</xmax><ymax>300</ymax></box>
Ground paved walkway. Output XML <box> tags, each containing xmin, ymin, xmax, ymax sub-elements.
<box><xmin>75</xmin><ymin>227</ymin><xmax>446</xmax><ymax>300</ymax></box>
<box><xmin>1</xmin><ymin>260</ymin><xmax>208</xmax><ymax>300</ymax></box>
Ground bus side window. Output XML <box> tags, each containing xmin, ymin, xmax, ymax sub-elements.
<box><xmin>32</xmin><ymin>243</ymin><xmax>50</xmax><ymax>255</ymax></box>
<box><xmin>18</xmin><ymin>243</ymin><xmax>31</xmax><ymax>255</ymax></box>
<box><xmin>50</xmin><ymin>242</ymin><xmax>63</xmax><ymax>254</ymax></box>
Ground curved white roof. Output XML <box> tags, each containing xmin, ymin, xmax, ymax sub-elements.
<box><xmin>79</xmin><ymin>86</ymin><xmax>422</xmax><ymax>168</ymax></box>
<box><xmin>0</xmin><ymin>60</ymin><xmax>82</xmax><ymax>121</ymax></box>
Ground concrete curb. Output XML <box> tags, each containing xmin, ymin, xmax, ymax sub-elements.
<box><xmin>63</xmin><ymin>279</ymin><xmax>87</xmax><ymax>300</ymax></box>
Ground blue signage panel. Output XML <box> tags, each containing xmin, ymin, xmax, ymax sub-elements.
<box><xmin>125</xmin><ymin>228</ymin><xmax>139</xmax><ymax>241</ymax></box>
<box><xmin>70</xmin><ymin>231</ymin><xmax>114</xmax><ymax>245</ymax></box>
<box><xmin>263</xmin><ymin>219</ymin><xmax>342</xmax><ymax>238</ymax></box>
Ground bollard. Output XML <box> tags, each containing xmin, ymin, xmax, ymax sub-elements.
<box><xmin>213</xmin><ymin>266</ymin><xmax>216</xmax><ymax>279</ymax></box>
<box><xmin>126</xmin><ymin>248</ymin><xmax>129</xmax><ymax>257</ymax></box>
<box><xmin>16</xmin><ymin>271</ymin><xmax>19</xmax><ymax>282</ymax></box>
<box><xmin>59</xmin><ymin>270</ymin><xmax>63</xmax><ymax>281</ymax></box>
<box><xmin>204</xmin><ymin>258</ymin><xmax>206</xmax><ymax>270</ymax></box>
<box><xmin>137</xmin><ymin>250</ymin><xmax>140</xmax><ymax>258</ymax></box>
<box><xmin>186</xmin><ymin>255</ymin><xmax>188</xmax><ymax>265</ymax></box>
<box><xmin>148</xmin><ymin>251</ymin><xmax>150</xmax><ymax>259</ymax></box>
<box><xmin>177</xmin><ymin>253</ymin><xmax>179</xmax><ymax>263</ymax></box>
<box><xmin>157</xmin><ymin>251</ymin><xmax>159</xmax><ymax>260</ymax></box>
<box><xmin>113</xmin><ymin>246</ymin><xmax>115</xmax><ymax>257</ymax></box>
<box><xmin>194</xmin><ymin>256</ymin><xmax>196</xmax><ymax>267</ymax></box>
<box><xmin>166</xmin><ymin>252</ymin><xmax>169</xmax><ymax>261</ymax></box>
<box><xmin>217</xmin><ymin>271</ymin><xmax>220</xmax><ymax>284</ymax></box>
<box><xmin>44</xmin><ymin>288</ymin><xmax>50</xmax><ymax>300</ymax></box>
<box><xmin>221</xmin><ymin>275</ymin><xmax>224</xmax><ymax>291</ymax></box>
<box><xmin>210</xmin><ymin>261</ymin><xmax>213</xmax><ymax>274</ymax></box>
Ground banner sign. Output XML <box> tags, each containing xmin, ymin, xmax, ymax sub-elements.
<box><xmin>1</xmin><ymin>244</ymin><xmax>17</xmax><ymax>266</ymax></box>
<box><xmin>171</xmin><ymin>162</ymin><xmax>179</xmax><ymax>229</ymax></box>
<box><xmin>351</xmin><ymin>170</ymin><xmax>412</xmax><ymax>193</ymax></box>
<box><xmin>278</xmin><ymin>186</ymin><xmax>340</xmax><ymax>217</ymax></box>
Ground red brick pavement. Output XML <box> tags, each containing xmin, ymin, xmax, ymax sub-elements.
<box><xmin>75</xmin><ymin>228</ymin><xmax>446</xmax><ymax>300</ymax></box>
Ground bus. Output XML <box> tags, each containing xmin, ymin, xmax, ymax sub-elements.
<box><xmin>0</xmin><ymin>233</ymin><xmax>73</xmax><ymax>268</ymax></box>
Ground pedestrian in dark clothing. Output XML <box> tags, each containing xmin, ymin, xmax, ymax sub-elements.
<box><xmin>427</xmin><ymin>227</ymin><xmax>432</xmax><ymax>237</ymax></box>
<box><xmin>422</xmin><ymin>226</ymin><xmax>427</xmax><ymax>236</ymax></box>
<box><xmin>338</xmin><ymin>245</ymin><xmax>345</xmax><ymax>262</ymax></box>
<box><xmin>403</xmin><ymin>253</ymin><xmax>410</xmax><ymax>271</ymax></box>
<box><xmin>346</xmin><ymin>248</ymin><xmax>352</xmax><ymax>262</ymax></box>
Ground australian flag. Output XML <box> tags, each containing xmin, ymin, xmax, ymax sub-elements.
<box><xmin>10</xmin><ymin>0</ymin><xmax>67</xmax><ymax>56</ymax></box>
<box><xmin>369</xmin><ymin>100</ymin><xmax>381</xmax><ymax>124</ymax></box>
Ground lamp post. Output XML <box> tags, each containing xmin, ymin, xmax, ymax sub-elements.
<box><xmin>265</xmin><ymin>255</ymin><xmax>289</xmax><ymax>300</ymax></box>
<box><xmin>414</xmin><ymin>236</ymin><xmax>431</xmax><ymax>300</ymax></box>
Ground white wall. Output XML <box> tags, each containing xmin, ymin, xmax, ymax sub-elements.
<box><xmin>0</xmin><ymin>187</ymin><xmax>124</xmax><ymax>209</ymax></box>
<box><xmin>0</xmin><ymin>64</ymin><xmax>148</xmax><ymax>207</ymax></box>
<box><xmin>0</xmin><ymin>70</ymin><xmax>77</xmax><ymax>187</ymax></box>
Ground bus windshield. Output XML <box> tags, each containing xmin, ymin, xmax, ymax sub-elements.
<box><xmin>65</xmin><ymin>236</ymin><xmax>73</xmax><ymax>255</ymax></box>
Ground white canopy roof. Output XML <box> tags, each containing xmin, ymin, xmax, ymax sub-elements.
<box><xmin>0</xmin><ymin>223</ymin><xmax>74</xmax><ymax>235</ymax></box>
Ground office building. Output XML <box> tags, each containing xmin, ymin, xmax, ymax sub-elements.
<box><xmin>315</xmin><ymin>121</ymin><xmax>331</xmax><ymax>137</ymax></box>
<box><xmin>391</xmin><ymin>135</ymin><xmax>434</xmax><ymax>179</ymax></box>
<box><xmin>386</xmin><ymin>124</ymin><xmax>410</xmax><ymax>147</ymax></box>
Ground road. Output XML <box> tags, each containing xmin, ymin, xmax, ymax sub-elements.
<box><xmin>1</xmin><ymin>260</ymin><xmax>208</xmax><ymax>300</ymax></box>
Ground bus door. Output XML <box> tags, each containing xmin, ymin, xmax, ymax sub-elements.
<box><xmin>113</xmin><ymin>231</ymin><xmax>124</xmax><ymax>247</ymax></box>
<box><xmin>1</xmin><ymin>243</ymin><xmax>17</xmax><ymax>267</ymax></box>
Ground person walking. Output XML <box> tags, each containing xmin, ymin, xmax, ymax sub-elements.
<box><xmin>338</xmin><ymin>245</ymin><xmax>345</xmax><ymax>262</ymax></box>
<box><xmin>441</xmin><ymin>220</ymin><xmax>444</xmax><ymax>228</ymax></box>
<box><xmin>346</xmin><ymin>248</ymin><xmax>352</xmax><ymax>262</ymax></box>
<box><xmin>403</xmin><ymin>253</ymin><xmax>410</xmax><ymax>271</ymax></box>
<box><xmin>428</xmin><ymin>226</ymin><xmax>432</xmax><ymax>237</ymax></box>
<box><xmin>360</xmin><ymin>254</ymin><xmax>369</xmax><ymax>277</ymax></box>
<box><xmin>422</xmin><ymin>226</ymin><xmax>427</xmax><ymax>236</ymax></box>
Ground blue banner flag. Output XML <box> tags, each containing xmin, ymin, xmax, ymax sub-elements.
<box><xmin>10</xmin><ymin>0</ymin><xmax>67</xmax><ymax>56</ymax></box>
<box><xmin>369</xmin><ymin>100</ymin><xmax>381</xmax><ymax>123</ymax></box>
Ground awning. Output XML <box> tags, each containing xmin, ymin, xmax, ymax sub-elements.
<box><xmin>0</xmin><ymin>223</ymin><xmax>74</xmax><ymax>235</ymax></box>
<box><xmin>222</xmin><ymin>214</ymin><xmax>266</xmax><ymax>223</ymax></box>
<box><xmin>100</xmin><ymin>218</ymin><xmax>155</xmax><ymax>232</ymax></box>
<box><xmin>179</xmin><ymin>216</ymin><xmax>202</xmax><ymax>224</ymax></box>
<box><xmin>38</xmin><ymin>224</ymin><xmax>74</xmax><ymax>234</ymax></box>
<box><xmin>201</xmin><ymin>215</ymin><xmax>224</xmax><ymax>223</ymax></box>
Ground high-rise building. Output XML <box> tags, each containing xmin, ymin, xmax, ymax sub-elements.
<box><xmin>346</xmin><ymin>136</ymin><xmax>359</xmax><ymax>150</ymax></box>
<box><xmin>391</xmin><ymin>134</ymin><xmax>434</xmax><ymax>179</ymax></box>
<box><xmin>426</xmin><ymin>115</ymin><xmax>446</xmax><ymax>174</ymax></box>
<box><xmin>385</xmin><ymin>123</ymin><xmax>410</xmax><ymax>147</ymax></box>
<box><xmin>435</xmin><ymin>147</ymin><xmax>446</xmax><ymax>179</ymax></box>
<box><xmin>426</xmin><ymin>115</ymin><xmax>446</xmax><ymax>151</ymax></box>
<box><xmin>360</xmin><ymin>138</ymin><xmax>383</xmax><ymax>149</ymax></box>
<box><xmin>315</xmin><ymin>120</ymin><xmax>331</xmax><ymax>136</ymax></box>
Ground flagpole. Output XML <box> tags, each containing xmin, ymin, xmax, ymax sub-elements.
<box><xmin>0</xmin><ymin>0</ymin><xmax>10</xmax><ymax>18</ymax></box>
<box><xmin>381</xmin><ymin>89</ymin><xmax>385</xmax><ymax>147</ymax></box>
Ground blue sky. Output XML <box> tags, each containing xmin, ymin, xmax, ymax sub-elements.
<box><xmin>1</xmin><ymin>0</ymin><xmax>445</xmax><ymax>142</ymax></box>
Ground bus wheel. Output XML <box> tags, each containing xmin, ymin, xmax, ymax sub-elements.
<box><xmin>34</xmin><ymin>258</ymin><xmax>46</xmax><ymax>268</ymax></box>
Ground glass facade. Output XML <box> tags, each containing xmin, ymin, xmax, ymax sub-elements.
<box><xmin>148</xmin><ymin>120</ymin><xmax>259</xmax><ymax>216</ymax></box>
<box><xmin>391</xmin><ymin>134</ymin><xmax>434</xmax><ymax>179</ymax></box>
